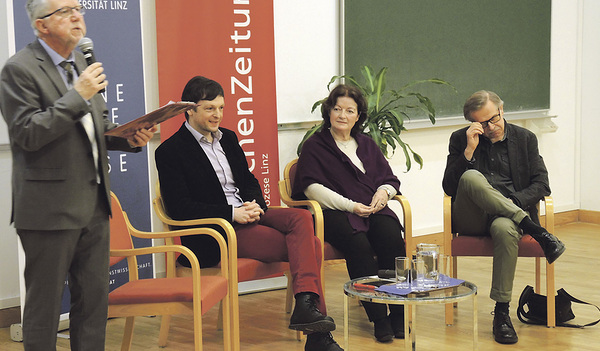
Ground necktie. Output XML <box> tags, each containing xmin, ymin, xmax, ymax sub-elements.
<box><xmin>59</xmin><ymin>61</ymin><xmax>74</xmax><ymax>86</ymax></box>
<box><xmin>59</xmin><ymin>61</ymin><xmax>100</xmax><ymax>182</ymax></box>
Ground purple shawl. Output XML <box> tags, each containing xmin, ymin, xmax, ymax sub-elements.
<box><xmin>292</xmin><ymin>129</ymin><xmax>401</xmax><ymax>233</ymax></box>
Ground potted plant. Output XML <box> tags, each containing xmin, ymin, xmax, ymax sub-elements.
<box><xmin>297</xmin><ymin>66</ymin><xmax>454</xmax><ymax>171</ymax></box>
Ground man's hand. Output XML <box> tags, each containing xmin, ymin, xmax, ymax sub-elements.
<box><xmin>74</xmin><ymin>62</ymin><xmax>108</xmax><ymax>100</ymax></box>
<box><xmin>127</xmin><ymin>125</ymin><xmax>158</xmax><ymax>148</ymax></box>
<box><xmin>369</xmin><ymin>189</ymin><xmax>389</xmax><ymax>214</ymax></box>
<box><xmin>464</xmin><ymin>122</ymin><xmax>483</xmax><ymax>161</ymax></box>
<box><xmin>233</xmin><ymin>200</ymin><xmax>264</xmax><ymax>224</ymax></box>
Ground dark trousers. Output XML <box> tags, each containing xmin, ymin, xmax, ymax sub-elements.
<box><xmin>17</xmin><ymin>192</ymin><xmax>110</xmax><ymax>351</ymax></box>
<box><xmin>323</xmin><ymin>210</ymin><xmax>405</xmax><ymax>321</ymax></box>
<box><xmin>180</xmin><ymin>207</ymin><xmax>326</xmax><ymax>313</ymax></box>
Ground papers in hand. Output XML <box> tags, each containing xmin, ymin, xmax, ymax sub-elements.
<box><xmin>104</xmin><ymin>101</ymin><xmax>197</xmax><ymax>139</ymax></box>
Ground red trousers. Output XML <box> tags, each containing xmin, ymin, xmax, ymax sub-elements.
<box><xmin>234</xmin><ymin>207</ymin><xmax>326</xmax><ymax>314</ymax></box>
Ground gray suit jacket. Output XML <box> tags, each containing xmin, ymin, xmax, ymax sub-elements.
<box><xmin>0</xmin><ymin>39</ymin><xmax>138</xmax><ymax>230</ymax></box>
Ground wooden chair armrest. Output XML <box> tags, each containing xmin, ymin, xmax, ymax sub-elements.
<box><xmin>111</xmin><ymin>244</ymin><xmax>204</xmax><ymax>283</ymax></box>
<box><xmin>392</xmin><ymin>195</ymin><xmax>413</xmax><ymax>256</ymax></box>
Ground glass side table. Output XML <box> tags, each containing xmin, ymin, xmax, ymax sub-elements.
<box><xmin>343</xmin><ymin>276</ymin><xmax>478</xmax><ymax>350</ymax></box>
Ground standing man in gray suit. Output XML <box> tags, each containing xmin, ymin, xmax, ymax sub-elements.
<box><xmin>0</xmin><ymin>1</ymin><xmax>156</xmax><ymax>350</ymax></box>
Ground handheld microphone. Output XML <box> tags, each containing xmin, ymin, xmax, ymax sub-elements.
<box><xmin>77</xmin><ymin>37</ymin><xmax>105</xmax><ymax>93</ymax></box>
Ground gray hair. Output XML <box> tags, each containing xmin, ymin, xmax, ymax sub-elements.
<box><xmin>463</xmin><ymin>90</ymin><xmax>504</xmax><ymax>121</ymax></box>
<box><xmin>26</xmin><ymin>0</ymin><xmax>51</xmax><ymax>36</ymax></box>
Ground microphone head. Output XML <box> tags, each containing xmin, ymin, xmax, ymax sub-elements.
<box><xmin>77</xmin><ymin>37</ymin><xmax>94</xmax><ymax>52</ymax></box>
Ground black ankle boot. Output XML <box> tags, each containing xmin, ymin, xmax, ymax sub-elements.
<box><xmin>373</xmin><ymin>316</ymin><xmax>393</xmax><ymax>343</ymax></box>
<box><xmin>530</xmin><ymin>231</ymin><xmax>566</xmax><ymax>264</ymax></box>
<box><xmin>305</xmin><ymin>332</ymin><xmax>344</xmax><ymax>351</ymax></box>
<box><xmin>289</xmin><ymin>293</ymin><xmax>336</xmax><ymax>333</ymax></box>
<box><xmin>493</xmin><ymin>310</ymin><xmax>518</xmax><ymax>344</ymax></box>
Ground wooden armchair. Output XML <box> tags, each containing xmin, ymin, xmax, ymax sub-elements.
<box><xmin>152</xmin><ymin>184</ymin><xmax>300</xmax><ymax>342</ymax></box>
<box><xmin>108</xmin><ymin>192</ymin><xmax>238</xmax><ymax>351</ymax></box>
<box><xmin>278</xmin><ymin>158</ymin><xmax>414</xmax><ymax>286</ymax></box>
<box><xmin>443</xmin><ymin>194</ymin><xmax>556</xmax><ymax>327</ymax></box>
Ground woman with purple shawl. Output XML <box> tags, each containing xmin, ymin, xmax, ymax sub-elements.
<box><xmin>292</xmin><ymin>84</ymin><xmax>407</xmax><ymax>343</ymax></box>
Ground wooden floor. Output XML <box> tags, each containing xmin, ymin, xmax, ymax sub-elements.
<box><xmin>1</xmin><ymin>222</ymin><xmax>599</xmax><ymax>350</ymax></box>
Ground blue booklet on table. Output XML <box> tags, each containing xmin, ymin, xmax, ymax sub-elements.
<box><xmin>376</xmin><ymin>275</ymin><xmax>465</xmax><ymax>296</ymax></box>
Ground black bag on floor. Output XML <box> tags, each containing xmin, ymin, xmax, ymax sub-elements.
<box><xmin>517</xmin><ymin>285</ymin><xmax>600</xmax><ymax>328</ymax></box>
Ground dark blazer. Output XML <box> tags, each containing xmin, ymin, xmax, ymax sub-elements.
<box><xmin>155</xmin><ymin>123</ymin><xmax>266</xmax><ymax>222</ymax></box>
<box><xmin>0</xmin><ymin>40</ymin><xmax>138</xmax><ymax>230</ymax></box>
<box><xmin>442</xmin><ymin>122</ymin><xmax>550</xmax><ymax>223</ymax></box>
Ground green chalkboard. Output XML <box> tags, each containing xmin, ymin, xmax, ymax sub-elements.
<box><xmin>344</xmin><ymin>0</ymin><xmax>551</xmax><ymax>119</ymax></box>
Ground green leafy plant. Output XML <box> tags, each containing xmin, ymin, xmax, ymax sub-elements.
<box><xmin>297</xmin><ymin>66</ymin><xmax>454</xmax><ymax>171</ymax></box>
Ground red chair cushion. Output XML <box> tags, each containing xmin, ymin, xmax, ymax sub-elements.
<box><xmin>108</xmin><ymin>276</ymin><xmax>228</xmax><ymax>314</ymax></box>
<box><xmin>451</xmin><ymin>234</ymin><xmax>544</xmax><ymax>257</ymax></box>
<box><xmin>324</xmin><ymin>242</ymin><xmax>345</xmax><ymax>260</ymax></box>
<box><xmin>235</xmin><ymin>258</ymin><xmax>290</xmax><ymax>281</ymax></box>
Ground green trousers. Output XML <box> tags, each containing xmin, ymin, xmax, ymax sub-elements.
<box><xmin>452</xmin><ymin>170</ymin><xmax>530</xmax><ymax>303</ymax></box>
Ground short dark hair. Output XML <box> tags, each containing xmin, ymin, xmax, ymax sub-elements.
<box><xmin>463</xmin><ymin>90</ymin><xmax>504</xmax><ymax>121</ymax></box>
<box><xmin>181</xmin><ymin>76</ymin><xmax>224</xmax><ymax>120</ymax></box>
<box><xmin>321</xmin><ymin>84</ymin><xmax>368</xmax><ymax>136</ymax></box>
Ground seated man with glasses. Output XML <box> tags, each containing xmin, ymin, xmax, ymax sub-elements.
<box><xmin>442</xmin><ymin>90</ymin><xmax>565</xmax><ymax>345</ymax></box>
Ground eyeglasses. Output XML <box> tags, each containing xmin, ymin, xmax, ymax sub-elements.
<box><xmin>480</xmin><ymin>109</ymin><xmax>502</xmax><ymax>128</ymax></box>
<box><xmin>38</xmin><ymin>6</ymin><xmax>85</xmax><ymax>19</ymax></box>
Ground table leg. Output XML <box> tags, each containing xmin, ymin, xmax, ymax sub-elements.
<box><xmin>473</xmin><ymin>292</ymin><xmax>478</xmax><ymax>351</ymax></box>
<box><xmin>405</xmin><ymin>304</ymin><xmax>410</xmax><ymax>350</ymax></box>
<box><xmin>406</xmin><ymin>304</ymin><xmax>416</xmax><ymax>351</ymax></box>
<box><xmin>344</xmin><ymin>294</ymin><xmax>349</xmax><ymax>350</ymax></box>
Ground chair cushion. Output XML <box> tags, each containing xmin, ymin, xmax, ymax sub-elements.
<box><xmin>235</xmin><ymin>258</ymin><xmax>290</xmax><ymax>281</ymax></box>
<box><xmin>451</xmin><ymin>234</ymin><xmax>544</xmax><ymax>257</ymax></box>
<box><xmin>324</xmin><ymin>242</ymin><xmax>345</xmax><ymax>260</ymax></box>
<box><xmin>176</xmin><ymin>258</ymin><xmax>290</xmax><ymax>282</ymax></box>
<box><xmin>108</xmin><ymin>276</ymin><xmax>228</xmax><ymax>314</ymax></box>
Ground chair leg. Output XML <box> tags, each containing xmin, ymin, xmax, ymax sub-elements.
<box><xmin>120</xmin><ymin>316</ymin><xmax>135</xmax><ymax>351</ymax></box>
<box><xmin>535</xmin><ymin>257</ymin><xmax>541</xmax><ymax>293</ymax></box>
<box><xmin>158</xmin><ymin>315</ymin><xmax>171</xmax><ymax>347</ymax></box>
<box><xmin>221</xmin><ymin>292</ymin><xmax>232</xmax><ymax>351</ymax></box>
<box><xmin>445</xmin><ymin>256</ymin><xmax>458</xmax><ymax>326</ymax></box>
<box><xmin>217</xmin><ymin>301</ymin><xmax>224</xmax><ymax>330</ymax></box>
<box><xmin>546</xmin><ymin>260</ymin><xmax>556</xmax><ymax>327</ymax></box>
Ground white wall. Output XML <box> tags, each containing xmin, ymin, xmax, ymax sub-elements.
<box><xmin>580</xmin><ymin>0</ymin><xmax>600</xmax><ymax>211</ymax></box>
<box><xmin>1</xmin><ymin>0</ymin><xmax>598</xmax><ymax>308</ymax></box>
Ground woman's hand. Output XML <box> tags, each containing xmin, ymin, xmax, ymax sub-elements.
<box><xmin>369</xmin><ymin>189</ymin><xmax>389</xmax><ymax>214</ymax></box>
<box><xmin>353</xmin><ymin>203</ymin><xmax>374</xmax><ymax>218</ymax></box>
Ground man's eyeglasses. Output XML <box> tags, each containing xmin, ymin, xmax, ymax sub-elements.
<box><xmin>38</xmin><ymin>6</ymin><xmax>85</xmax><ymax>19</ymax></box>
<box><xmin>480</xmin><ymin>110</ymin><xmax>502</xmax><ymax>128</ymax></box>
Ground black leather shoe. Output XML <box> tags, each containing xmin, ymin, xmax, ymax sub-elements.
<box><xmin>534</xmin><ymin>231</ymin><xmax>566</xmax><ymax>264</ymax></box>
<box><xmin>289</xmin><ymin>293</ymin><xmax>336</xmax><ymax>333</ymax></box>
<box><xmin>493</xmin><ymin>310</ymin><xmax>518</xmax><ymax>344</ymax></box>
<box><xmin>373</xmin><ymin>316</ymin><xmax>394</xmax><ymax>343</ymax></box>
<box><xmin>389</xmin><ymin>312</ymin><xmax>405</xmax><ymax>339</ymax></box>
<box><xmin>305</xmin><ymin>332</ymin><xmax>343</xmax><ymax>351</ymax></box>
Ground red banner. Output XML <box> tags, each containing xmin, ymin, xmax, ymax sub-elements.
<box><xmin>155</xmin><ymin>0</ymin><xmax>280</xmax><ymax>205</ymax></box>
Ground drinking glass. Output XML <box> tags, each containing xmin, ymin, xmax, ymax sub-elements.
<box><xmin>412</xmin><ymin>257</ymin><xmax>425</xmax><ymax>291</ymax></box>
<box><xmin>438</xmin><ymin>253</ymin><xmax>451</xmax><ymax>287</ymax></box>
<box><xmin>395</xmin><ymin>257</ymin><xmax>410</xmax><ymax>288</ymax></box>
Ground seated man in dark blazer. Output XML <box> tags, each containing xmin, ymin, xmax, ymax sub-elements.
<box><xmin>442</xmin><ymin>90</ymin><xmax>565</xmax><ymax>345</ymax></box>
<box><xmin>155</xmin><ymin>76</ymin><xmax>343</xmax><ymax>351</ymax></box>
